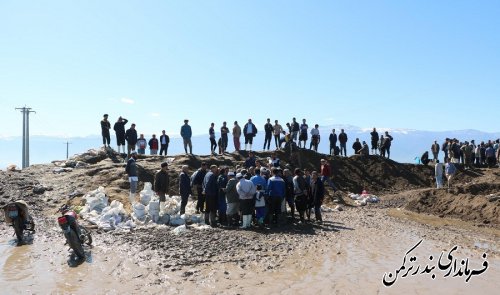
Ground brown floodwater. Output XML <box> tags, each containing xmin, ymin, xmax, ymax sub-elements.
<box><xmin>1</xmin><ymin>210</ymin><xmax>499</xmax><ymax>294</ymax></box>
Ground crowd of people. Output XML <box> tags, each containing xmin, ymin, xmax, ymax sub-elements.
<box><xmin>126</xmin><ymin>149</ymin><xmax>339</xmax><ymax>228</ymax></box>
<box><xmin>101</xmin><ymin>114</ymin><xmax>395</xmax><ymax>158</ymax></box>
<box><xmin>421</xmin><ymin>138</ymin><xmax>500</xmax><ymax>189</ymax></box>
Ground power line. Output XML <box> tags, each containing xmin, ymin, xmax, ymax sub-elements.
<box><xmin>64</xmin><ymin>141</ymin><xmax>72</xmax><ymax>159</ymax></box>
<box><xmin>15</xmin><ymin>106</ymin><xmax>36</xmax><ymax>169</ymax></box>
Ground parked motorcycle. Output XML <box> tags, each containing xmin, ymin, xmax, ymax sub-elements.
<box><xmin>2</xmin><ymin>200</ymin><xmax>35</xmax><ymax>245</ymax></box>
<box><xmin>57</xmin><ymin>204</ymin><xmax>92</xmax><ymax>259</ymax></box>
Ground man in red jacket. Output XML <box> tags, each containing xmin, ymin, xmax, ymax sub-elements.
<box><xmin>320</xmin><ymin>159</ymin><xmax>338</xmax><ymax>192</ymax></box>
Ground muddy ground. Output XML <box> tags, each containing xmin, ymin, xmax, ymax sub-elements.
<box><xmin>1</xmin><ymin>149</ymin><xmax>499</xmax><ymax>294</ymax></box>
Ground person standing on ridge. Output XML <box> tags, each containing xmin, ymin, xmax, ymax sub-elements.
<box><xmin>338</xmin><ymin>129</ymin><xmax>348</xmax><ymax>156</ymax></box>
<box><xmin>384</xmin><ymin>131</ymin><xmax>394</xmax><ymax>159</ymax></box>
<box><xmin>370</xmin><ymin>128</ymin><xmax>379</xmax><ymax>155</ymax></box>
<box><xmin>243</xmin><ymin>119</ymin><xmax>257</xmax><ymax>151</ymax></box>
<box><xmin>310</xmin><ymin>124</ymin><xmax>320</xmax><ymax>151</ymax></box>
<box><xmin>273</xmin><ymin>120</ymin><xmax>283</xmax><ymax>149</ymax></box>
<box><xmin>233</xmin><ymin>121</ymin><xmax>241</xmax><ymax>152</ymax></box>
<box><xmin>209</xmin><ymin>123</ymin><xmax>217</xmax><ymax>154</ymax></box>
<box><xmin>101</xmin><ymin>114</ymin><xmax>111</xmax><ymax>148</ymax></box>
<box><xmin>290</xmin><ymin>118</ymin><xmax>300</xmax><ymax>144</ymax></box>
<box><xmin>220</xmin><ymin>121</ymin><xmax>230</xmax><ymax>153</ymax></box>
<box><xmin>136</xmin><ymin>134</ymin><xmax>147</xmax><ymax>155</ymax></box>
<box><xmin>263</xmin><ymin>118</ymin><xmax>273</xmax><ymax>151</ymax></box>
<box><xmin>125</xmin><ymin>123</ymin><xmax>138</xmax><ymax>157</ymax></box>
<box><xmin>180</xmin><ymin>119</ymin><xmax>192</xmax><ymax>154</ymax></box>
<box><xmin>329</xmin><ymin>129</ymin><xmax>337</xmax><ymax>156</ymax></box>
<box><xmin>113</xmin><ymin>116</ymin><xmax>128</xmax><ymax>153</ymax></box>
<box><xmin>299</xmin><ymin>119</ymin><xmax>309</xmax><ymax>148</ymax></box>
<box><xmin>148</xmin><ymin>134</ymin><xmax>159</xmax><ymax>155</ymax></box>
<box><xmin>159</xmin><ymin>130</ymin><xmax>170</xmax><ymax>156</ymax></box>
<box><xmin>431</xmin><ymin>140</ymin><xmax>440</xmax><ymax>162</ymax></box>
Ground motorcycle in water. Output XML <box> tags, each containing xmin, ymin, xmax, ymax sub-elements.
<box><xmin>2</xmin><ymin>200</ymin><xmax>35</xmax><ymax>245</ymax></box>
<box><xmin>57</xmin><ymin>204</ymin><xmax>92</xmax><ymax>260</ymax></box>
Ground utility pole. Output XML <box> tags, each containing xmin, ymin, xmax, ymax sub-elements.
<box><xmin>15</xmin><ymin>106</ymin><xmax>36</xmax><ymax>169</ymax></box>
<box><xmin>64</xmin><ymin>141</ymin><xmax>72</xmax><ymax>159</ymax></box>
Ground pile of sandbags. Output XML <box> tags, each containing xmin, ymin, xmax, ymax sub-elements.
<box><xmin>349</xmin><ymin>190</ymin><xmax>380</xmax><ymax>206</ymax></box>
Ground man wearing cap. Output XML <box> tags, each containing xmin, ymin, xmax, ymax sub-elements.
<box><xmin>180</xmin><ymin>119</ymin><xmax>193</xmax><ymax>154</ymax></box>
<box><xmin>154</xmin><ymin>162</ymin><xmax>170</xmax><ymax>214</ymax></box>
<box><xmin>125</xmin><ymin>151</ymin><xmax>138</xmax><ymax>203</ymax></box>
<box><xmin>101</xmin><ymin>114</ymin><xmax>111</xmax><ymax>148</ymax></box>
<box><xmin>202</xmin><ymin>165</ymin><xmax>219</xmax><ymax>227</ymax></box>
<box><xmin>113</xmin><ymin>116</ymin><xmax>128</xmax><ymax>153</ymax></box>
<box><xmin>243</xmin><ymin>119</ymin><xmax>258</xmax><ymax>151</ymax></box>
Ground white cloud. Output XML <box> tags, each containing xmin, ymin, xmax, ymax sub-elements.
<box><xmin>324</xmin><ymin>117</ymin><xmax>334</xmax><ymax>122</ymax></box>
<box><xmin>121</xmin><ymin>98</ymin><xmax>135</xmax><ymax>104</ymax></box>
<box><xmin>151</xmin><ymin>113</ymin><xmax>160</xmax><ymax>117</ymax></box>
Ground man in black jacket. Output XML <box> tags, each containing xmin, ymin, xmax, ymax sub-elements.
<box><xmin>263</xmin><ymin>118</ymin><xmax>273</xmax><ymax>151</ymax></box>
<box><xmin>154</xmin><ymin>162</ymin><xmax>170</xmax><ymax>214</ymax></box>
<box><xmin>338</xmin><ymin>129</ymin><xmax>348</xmax><ymax>156</ymax></box>
<box><xmin>243</xmin><ymin>119</ymin><xmax>258</xmax><ymax>151</ymax></box>
<box><xmin>125</xmin><ymin>124</ymin><xmax>138</xmax><ymax>157</ymax></box>
<box><xmin>329</xmin><ymin>129</ymin><xmax>337</xmax><ymax>156</ymax></box>
<box><xmin>159</xmin><ymin>130</ymin><xmax>170</xmax><ymax>156</ymax></box>
<box><xmin>113</xmin><ymin>116</ymin><xmax>128</xmax><ymax>153</ymax></box>
<box><xmin>192</xmin><ymin>162</ymin><xmax>208</xmax><ymax>213</ymax></box>
<box><xmin>202</xmin><ymin>165</ymin><xmax>219</xmax><ymax>227</ymax></box>
<box><xmin>101</xmin><ymin>114</ymin><xmax>111</xmax><ymax>148</ymax></box>
<box><xmin>125</xmin><ymin>151</ymin><xmax>138</xmax><ymax>203</ymax></box>
<box><xmin>370</xmin><ymin>128</ymin><xmax>379</xmax><ymax>155</ymax></box>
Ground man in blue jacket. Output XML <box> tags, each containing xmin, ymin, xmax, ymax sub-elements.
<box><xmin>267</xmin><ymin>168</ymin><xmax>285</xmax><ymax>225</ymax></box>
<box><xmin>180</xmin><ymin>119</ymin><xmax>192</xmax><ymax>154</ymax></box>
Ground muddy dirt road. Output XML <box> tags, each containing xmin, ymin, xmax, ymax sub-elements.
<box><xmin>1</xmin><ymin>206</ymin><xmax>498</xmax><ymax>294</ymax></box>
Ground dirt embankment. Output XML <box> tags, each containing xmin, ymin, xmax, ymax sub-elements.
<box><xmin>0</xmin><ymin>148</ymin><xmax>498</xmax><ymax>226</ymax></box>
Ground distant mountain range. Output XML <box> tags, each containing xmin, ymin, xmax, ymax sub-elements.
<box><xmin>1</xmin><ymin>125</ymin><xmax>499</xmax><ymax>169</ymax></box>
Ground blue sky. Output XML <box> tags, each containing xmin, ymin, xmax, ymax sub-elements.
<box><xmin>1</xmin><ymin>0</ymin><xmax>499</xmax><ymax>139</ymax></box>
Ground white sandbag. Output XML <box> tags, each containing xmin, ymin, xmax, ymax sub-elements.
<box><xmin>140</xmin><ymin>182</ymin><xmax>154</xmax><ymax>205</ymax></box>
<box><xmin>321</xmin><ymin>205</ymin><xmax>334</xmax><ymax>212</ymax></box>
<box><xmin>157</xmin><ymin>213</ymin><xmax>170</xmax><ymax>225</ymax></box>
<box><xmin>169</xmin><ymin>215</ymin><xmax>185</xmax><ymax>226</ymax></box>
<box><xmin>366</xmin><ymin>195</ymin><xmax>380</xmax><ymax>203</ymax></box>
<box><xmin>133</xmin><ymin>202</ymin><xmax>146</xmax><ymax>219</ymax></box>
<box><xmin>350</xmin><ymin>194</ymin><xmax>361</xmax><ymax>200</ymax></box>
<box><xmin>84</xmin><ymin>187</ymin><xmax>109</xmax><ymax>213</ymax></box>
<box><xmin>172</xmin><ymin>224</ymin><xmax>187</xmax><ymax>235</ymax></box>
<box><xmin>164</xmin><ymin>197</ymin><xmax>180</xmax><ymax>215</ymax></box>
<box><xmin>192</xmin><ymin>224</ymin><xmax>211</xmax><ymax>230</ymax></box>
<box><xmin>148</xmin><ymin>200</ymin><xmax>160</xmax><ymax>223</ymax></box>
